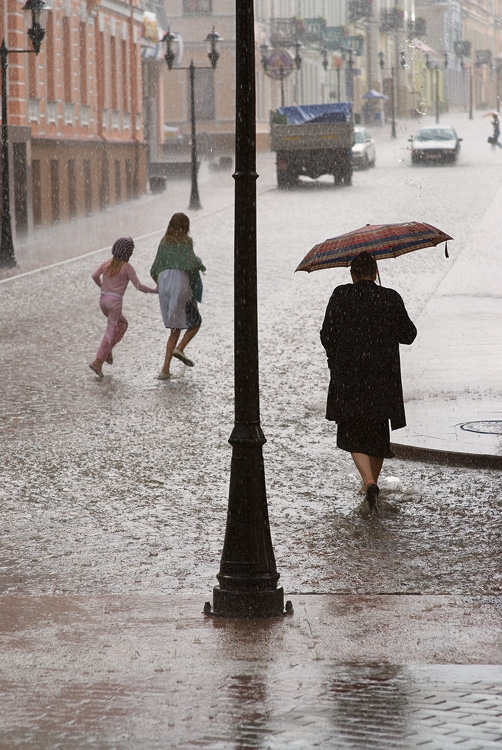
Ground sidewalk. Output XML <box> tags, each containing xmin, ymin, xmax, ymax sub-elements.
<box><xmin>1</xmin><ymin>593</ymin><xmax>501</xmax><ymax>749</ymax></box>
<box><xmin>391</xmin><ymin>132</ymin><xmax>502</xmax><ymax>468</ymax></box>
<box><xmin>361</xmin><ymin>111</ymin><xmax>502</xmax><ymax>468</ymax></box>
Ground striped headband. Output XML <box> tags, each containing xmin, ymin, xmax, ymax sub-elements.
<box><xmin>112</xmin><ymin>237</ymin><xmax>134</xmax><ymax>261</ymax></box>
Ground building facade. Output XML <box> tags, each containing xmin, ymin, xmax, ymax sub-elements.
<box><xmin>0</xmin><ymin>0</ymin><xmax>147</xmax><ymax>239</ymax></box>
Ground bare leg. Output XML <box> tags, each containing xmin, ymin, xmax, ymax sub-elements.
<box><xmin>351</xmin><ymin>452</ymin><xmax>384</xmax><ymax>489</ymax></box>
<box><xmin>161</xmin><ymin>329</ymin><xmax>181</xmax><ymax>376</ymax></box>
<box><xmin>176</xmin><ymin>325</ymin><xmax>200</xmax><ymax>353</ymax></box>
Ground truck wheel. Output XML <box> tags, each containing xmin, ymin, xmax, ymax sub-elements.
<box><xmin>277</xmin><ymin>168</ymin><xmax>297</xmax><ymax>188</ymax></box>
<box><xmin>277</xmin><ymin>169</ymin><xmax>289</xmax><ymax>188</ymax></box>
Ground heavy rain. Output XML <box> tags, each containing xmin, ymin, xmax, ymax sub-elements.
<box><xmin>1</xmin><ymin>1</ymin><xmax>501</xmax><ymax>748</ymax></box>
<box><xmin>1</xmin><ymin>115</ymin><xmax>500</xmax><ymax>599</ymax></box>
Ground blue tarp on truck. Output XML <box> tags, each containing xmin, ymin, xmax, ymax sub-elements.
<box><xmin>274</xmin><ymin>102</ymin><xmax>352</xmax><ymax>125</ymax></box>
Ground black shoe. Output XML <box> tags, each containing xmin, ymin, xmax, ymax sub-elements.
<box><xmin>366</xmin><ymin>483</ymin><xmax>380</xmax><ymax>513</ymax></box>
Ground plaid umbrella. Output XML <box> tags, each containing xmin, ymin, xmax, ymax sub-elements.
<box><xmin>295</xmin><ymin>221</ymin><xmax>452</xmax><ymax>273</ymax></box>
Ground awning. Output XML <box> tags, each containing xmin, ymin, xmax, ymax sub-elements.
<box><xmin>362</xmin><ymin>89</ymin><xmax>388</xmax><ymax>100</ymax></box>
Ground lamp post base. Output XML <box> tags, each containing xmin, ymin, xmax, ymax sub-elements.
<box><xmin>0</xmin><ymin>255</ymin><xmax>17</xmax><ymax>269</ymax></box>
<box><xmin>188</xmin><ymin>195</ymin><xmax>202</xmax><ymax>211</ymax></box>
<box><xmin>205</xmin><ymin>587</ymin><xmax>292</xmax><ymax>619</ymax></box>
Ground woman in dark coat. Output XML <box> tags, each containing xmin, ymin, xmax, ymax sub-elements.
<box><xmin>320</xmin><ymin>252</ymin><xmax>417</xmax><ymax>512</ymax></box>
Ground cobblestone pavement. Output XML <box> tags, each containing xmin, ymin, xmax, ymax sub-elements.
<box><xmin>1</xmin><ymin>116</ymin><xmax>501</xmax><ymax>748</ymax></box>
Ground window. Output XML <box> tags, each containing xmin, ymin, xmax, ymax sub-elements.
<box><xmin>115</xmin><ymin>160</ymin><xmax>122</xmax><ymax>202</ymax></box>
<box><xmin>183</xmin><ymin>0</ymin><xmax>212</xmax><ymax>13</ymax></box>
<box><xmin>68</xmin><ymin>160</ymin><xmax>77</xmax><ymax>218</ymax></box>
<box><xmin>125</xmin><ymin>159</ymin><xmax>133</xmax><ymax>199</ymax></box>
<box><xmin>84</xmin><ymin>160</ymin><xmax>92</xmax><ymax>215</ymax></box>
<box><xmin>32</xmin><ymin>160</ymin><xmax>42</xmax><ymax>226</ymax></box>
<box><xmin>50</xmin><ymin>160</ymin><xmax>60</xmax><ymax>223</ymax></box>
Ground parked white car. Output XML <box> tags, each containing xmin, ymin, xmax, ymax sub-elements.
<box><xmin>351</xmin><ymin>127</ymin><xmax>376</xmax><ymax>169</ymax></box>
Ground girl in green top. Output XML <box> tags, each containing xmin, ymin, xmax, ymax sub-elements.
<box><xmin>150</xmin><ymin>212</ymin><xmax>205</xmax><ymax>379</ymax></box>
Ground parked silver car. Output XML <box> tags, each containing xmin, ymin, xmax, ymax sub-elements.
<box><xmin>351</xmin><ymin>126</ymin><xmax>376</xmax><ymax>169</ymax></box>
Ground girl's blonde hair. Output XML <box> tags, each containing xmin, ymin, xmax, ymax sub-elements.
<box><xmin>107</xmin><ymin>258</ymin><xmax>126</xmax><ymax>277</ymax></box>
<box><xmin>163</xmin><ymin>212</ymin><xmax>191</xmax><ymax>243</ymax></box>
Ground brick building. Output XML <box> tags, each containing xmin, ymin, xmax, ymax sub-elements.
<box><xmin>0</xmin><ymin>0</ymin><xmax>147</xmax><ymax>239</ymax></box>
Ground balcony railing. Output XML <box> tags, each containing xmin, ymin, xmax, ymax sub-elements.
<box><xmin>411</xmin><ymin>17</ymin><xmax>427</xmax><ymax>39</ymax></box>
<box><xmin>270</xmin><ymin>19</ymin><xmax>298</xmax><ymax>48</ymax></box>
<box><xmin>380</xmin><ymin>8</ymin><xmax>404</xmax><ymax>33</ymax></box>
<box><xmin>349</xmin><ymin>1</ymin><xmax>372</xmax><ymax>23</ymax></box>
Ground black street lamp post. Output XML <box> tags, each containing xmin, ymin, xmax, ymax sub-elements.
<box><xmin>496</xmin><ymin>60</ymin><xmax>502</xmax><ymax>114</ymax></box>
<box><xmin>346</xmin><ymin>48</ymin><xmax>354</xmax><ymax>104</ymax></box>
<box><xmin>469</xmin><ymin>65</ymin><xmax>473</xmax><ymax>120</ymax></box>
<box><xmin>321</xmin><ymin>48</ymin><xmax>328</xmax><ymax>101</ymax></box>
<box><xmin>204</xmin><ymin>0</ymin><xmax>291</xmax><ymax>619</ymax></box>
<box><xmin>1</xmin><ymin>1</ymin><xmax>50</xmax><ymax>268</ymax></box>
<box><xmin>426</xmin><ymin>53</ymin><xmax>448</xmax><ymax>124</ymax></box>
<box><xmin>163</xmin><ymin>27</ymin><xmax>221</xmax><ymax>211</ymax></box>
<box><xmin>379</xmin><ymin>52</ymin><xmax>396</xmax><ymax>139</ymax></box>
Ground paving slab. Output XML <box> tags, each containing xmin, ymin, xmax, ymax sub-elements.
<box><xmin>1</xmin><ymin>594</ymin><xmax>501</xmax><ymax>749</ymax></box>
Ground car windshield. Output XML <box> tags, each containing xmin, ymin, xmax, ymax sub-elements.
<box><xmin>354</xmin><ymin>132</ymin><xmax>365</xmax><ymax>144</ymax></box>
<box><xmin>415</xmin><ymin>129</ymin><xmax>454</xmax><ymax>141</ymax></box>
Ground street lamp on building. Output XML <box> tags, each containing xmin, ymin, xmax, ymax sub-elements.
<box><xmin>454</xmin><ymin>41</ymin><xmax>472</xmax><ymax>118</ymax></box>
<box><xmin>426</xmin><ymin>53</ymin><xmax>448</xmax><ymax>124</ymax></box>
<box><xmin>329</xmin><ymin>52</ymin><xmax>344</xmax><ymax>103</ymax></box>
<box><xmin>204</xmin><ymin>0</ymin><xmax>291</xmax><ymax>619</ymax></box>
<box><xmin>1</xmin><ymin>1</ymin><xmax>50</xmax><ymax>268</ymax></box>
<box><xmin>379</xmin><ymin>51</ymin><xmax>396</xmax><ymax>139</ymax></box>
<box><xmin>162</xmin><ymin>26</ymin><xmax>221</xmax><ymax>211</ymax></box>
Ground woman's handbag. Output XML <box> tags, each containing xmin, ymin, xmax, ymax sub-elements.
<box><xmin>488</xmin><ymin>136</ymin><xmax>496</xmax><ymax>144</ymax></box>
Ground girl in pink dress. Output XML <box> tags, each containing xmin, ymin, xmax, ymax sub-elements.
<box><xmin>90</xmin><ymin>237</ymin><xmax>158</xmax><ymax>377</ymax></box>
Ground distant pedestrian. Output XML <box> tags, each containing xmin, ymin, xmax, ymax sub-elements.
<box><xmin>491</xmin><ymin>115</ymin><xmax>502</xmax><ymax>149</ymax></box>
<box><xmin>90</xmin><ymin>237</ymin><xmax>158</xmax><ymax>378</ymax></box>
<box><xmin>150</xmin><ymin>213</ymin><xmax>205</xmax><ymax>380</ymax></box>
<box><xmin>320</xmin><ymin>252</ymin><xmax>417</xmax><ymax>513</ymax></box>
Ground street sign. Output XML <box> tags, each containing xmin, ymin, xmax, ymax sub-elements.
<box><xmin>264</xmin><ymin>48</ymin><xmax>295</xmax><ymax>80</ymax></box>
<box><xmin>323</xmin><ymin>26</ymin><xmax>348</xmax><ymax>50</ymax></box>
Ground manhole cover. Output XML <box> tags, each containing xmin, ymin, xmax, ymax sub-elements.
<box><xmin>459</xmin><ymin>421</ymin><xmax>502</xmax><ymax>435</ymax></box>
